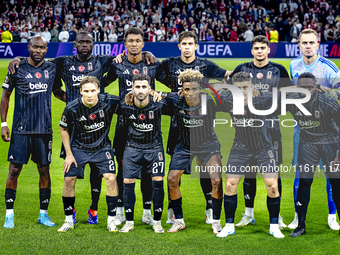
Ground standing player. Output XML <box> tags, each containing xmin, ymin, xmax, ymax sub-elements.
<box><xmin>217</xmin><ymin>72</ymin><xmax>284</xmax><ymax>239</ymax></box>
<box><xmin>289</xmin><ymin>28</ymin><xmax>340</xmax><ymax>230</ymax></box>
<box><xmin>58</xmin><ymin>76</ymin><xmax>120</xmax><ymax>232</ymax></box>
<box><xmin>8</xmin><ymin>30</ymin><xmax>156</xmax><ymax>225</ymax></box>
<box><xmin>156</xmin><ymin>31</ymin><xmax>231</xmax><ymax>224</ymax></box>
<box><xmin>286</xmin><ymin>73</ymin><xmax>340</xmax><ymax>237</ymax></box>
<box><xmin>1</xmin><ymin>35</ymin><xmax>64</xmax><ymax>228</ymax></box>
<box><xmin>165</xmin><ymin>70</ymin><xmax>224</xmax><ymax>234</ymax></box>
<box><xmin>103</xmin><ymin>27</ymin><xmax>161</xmax><ymax>226</ymax></box>
<box><xmin>118</xmin><ymin>74</ymin><xmax>171</xmax><ymax>233</ymax></box>
<box><xmin>228</xmin><ymin>35</ymin><xmax>291</xmax><ymax>228</ymax></box>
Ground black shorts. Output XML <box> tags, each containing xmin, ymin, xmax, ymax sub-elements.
<box><xmin>123</xmin><ymin>146</ymin><xmax>165</xmax><ymax>179</ymax></box>
<box><xmin>113</xmin><ymin>115</ymin><xmax>128</xmax><ymax>160</ymax></box>
<box><xmin>166</xmin><ymin>116</ymin><xmax>179</xmax><ymax>156</ymax></box>
<box><xmin>65</xmin><ymin>145</ymin><xmax>116</xmax><ymax>179</ymax></box>
<box><xmin>226</xmin><ymin>142</ymin><xmax>278</xmax><ymax>175</ymax></box>
<box><xmin>297</xmin><ymin>142</ymin><xmax>340</xmax><ymax>179</ymax></box>
<box><xmin>169</xmin><ymin>141</ymin><xmax>221</xmax><ymax>174</ymax></box>
<box><xmin>8</xmin><ymin>133</ymin><xmax>52</xmax><ymax>165</ymax></box>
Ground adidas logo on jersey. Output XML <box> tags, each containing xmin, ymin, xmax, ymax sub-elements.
<box><xmin>69</xmin><ymin>66</ymin><xmax>75</xmax><ymax>71</ymax></box>
<box><xmin>129</xmin><ymin>115</ymin><xmax>136</xmax><ymax>119</ymax></box>
<box><xmin>175</xmin><ymin>69</ymin><xmax>181</xmax><ymax>74</ymax></box>
<box><xmin>79</xmin><ymin>116</ymin><xmax>87</xmax><ymax>121</ymax></box>
<box><xmin>123</xmin><ymin>70</ymin><xmax>130</xmax><ymax>74</ymax></box>
<box><xmin>25</xmin><ymin>73</ymin><xmax>33</xmax><ymax>79</ymax></box>
<box><xmin>295</xmin><ymin>111</ymin><xmax>303</xmax><ymax>116</ymax></box>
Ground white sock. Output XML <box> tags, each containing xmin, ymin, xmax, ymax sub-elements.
<box><xmin>226</xmin><ymin>223</ymin><xmax>235</xmax><ymax>228</ymax></box>
<box><xmin>143</xmin><ymin>209</ymin><xmax>151</xmax><ymax>215</ymax></box>
<box><xmin>294</xmin><ymin>212</ymin><xmax>298</xmax><ymax>218</ymax></box>
<box><xmin>176</xmin><ymin>218</ymin><xmax>185</xmax><ymax>224</ymax></box>
<box><xmin>328</xmin><ymin>214</ymin><xmax>336</xmax><ymax>220</ymax></box>
<box><xmin>245</xmin><ymin>207</ymin><xmax>254</xmax><ymax>217</ymax></box>
<box><xmin>40</xmin><ymin>209</ymin><xmax>47</xmax><ymax>214</ymax></box>
<box><xmin>117</xmin><ymin>207</ymin><xmax>124</xmax><ymax>214</ymax></box>
<box><xmin>66</xmin><ymin>215</ymin><xmax>73</xmax><ymax>223</ymax></box>
<box><xmin>6</xmin><ymin>209</ymin><xmax>13</xmax><ymax>216</ymax></box>
<box><xmin>107</xmin><ymin>215</ymin><xmax>115</xmax><ymax>222</ymax></box>
<box><xmin>270</xmin><ymin>223</ymin><xmax>279</xmax><ymax>230</ymax></box>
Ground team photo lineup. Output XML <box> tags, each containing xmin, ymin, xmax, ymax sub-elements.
<box><xmin>3</xmin><ymin>25</ymin><xmax>340</xmax><ymax>243</ymax></box>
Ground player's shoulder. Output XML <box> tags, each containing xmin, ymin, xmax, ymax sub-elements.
<box><xmin>318</xmin><ymin>55</ymin><xmax>339</xmax><ymax>73</ymax></box>
<box><xmin>161</xmin><ymin>56</ymin><xmax>178</xmax><ymax>64</ymax></box>
<box><xmin>290</xmin><ymin>56</ymin><xmax>304</xmax><ymax>65</ymax></box>
<box><xmin>65</xmin><ymin>97</ymin><xmax>81</xmax><ymax>111</ymax></box>
<box><xmin>268</xmin><ymin>61</ymin><xmax>289</xmax><ymax>72</ymax></box>
<box><xmin>43</xmin><ymin>59</ymin><xmax>57</xmax><ymax>68</ymax></box>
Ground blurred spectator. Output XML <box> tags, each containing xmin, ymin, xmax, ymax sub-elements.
<box><xmin>12</xmin><ymin>26</ymin><xmax>20</xmax><ymax>42</ymax></box>
<box><xmin>59</xmin><ymin>26</ymin><xmax>69</xmax><ymax>42</ymax></box>
<box><xmin>42</xmin><ymin>27</ymin><xmax>51</xmax><ymax>42</ymax></box>
<box><xmin>20</xmin><ymin>27</ymin><xmax>29</xmax><ymax>42</ymax></box>
<box><xmin>108</xmin><ymin>28</ymin><xmax>118</xmax><ymax>42</ymax></box>
<box><xmin>206</xmin><ymin>29</ymin><xmax>214</xmax><ymax>41</ymax></box>
<box><xmin>243</xmin><ymin>24</ymin><xmax>254</xmax><ymax>42</ymax></box>
<box><xmin>269</xmin><ymin>25</ymin><xmax>279</xmax><ymax>43</ymax></box>
<box><xmin>2</xmin><ymin>27</ymin><xmax>13</xmax><ymax>42</ymax></box>
<box><xmin>50</xmin><ymin>25</ymin><xmax>59</xmax><ymax>42</ymax></box>
<box><xmin>92</xmin><ymin>26</ymin><xmax>101</xmax><ymax>42</ymax></box>
<box><xmin>230</xmin><ymin>26</ymin><xmax>238</xmax><ymax>41</ymax></box>
<box><xmin>68</xmin><ymin>26</ymin><xmax>77</xmax><ymax>42</ymax></box>
<box><xmin>291</xmin><ymin>32</ymin><xmax>298</xmax><ymax>42</ymax></box>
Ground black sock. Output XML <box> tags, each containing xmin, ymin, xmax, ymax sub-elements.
<box><xmin>123</xmin><ymin>183</ymin><xmax>135</xmax><ymax>221</ymax></box>
<box><xmin>329</xmin><ymin>178</ymin><xmax>340</xmax><ymax>220</ymax></box>
<box><xmin>5</xmin><ymin>188</ymin><xmax>16</xmax><ymax>210</ymax></box>
<box><xmin>141</xmin><ymin>171</ymin><xmax>152</xmax><ymax>210</ymax></box>
<box><xmin>39</xmin><ymin>188</ymin><xmax>51</xmax><ymax>210</ymax></box>
<box><xmin>106</xmin><ymin>195</ymin><xmax>118</xmax><ymax>217</ymax></box>
<box><xmin>243</xmin><ymin>177</ymin><xmax>256</xmax><ymax>208</ymax></box>
<box><xmin>152</xmin><ymin>180</ymin><xmax>164</xmax><ymax>221</ymax></box>
<box><xmin>296</xmin><ymin>178</ymin><xmax>313</xmax><ymax>228</ymax></box>
<box><xmin>168</xmin><ymin>179</ymin><xmax>181</xmax><ymax>209</ymax></box>
<box><xmin>278</xmin><ymin>176</ymin><xmax>282</xmax><ymax>196</ymax></box>
<box><xmin>212</xmin><ymin>197</ymin><xmax>222</xmax><ymax>220</ymax></box>
<box><xmin>117</xmin><ymin>160</ymin><xmax>124</xmax><ymax>207</ymax></box>
<box><xmin>172</xmin><ymin>197</ymin><xmax>183</xmax><ymax>219</ymax></box>
<box><xmin>90</xmin><ymin>164</ymin><xmax>102</xmax><ymax>211</ymax></box>
<box><xmin>200</xmin><ymin>176</ymin><xmax>212</xmax><ymax>210</ymax></box>
<box><xmin>63</xmin><ymin>196</ymin><xmax>75</xmax><ymax>216</ymax></box>
<box><xmin>224</xmin><ymin>194</ymin><xmax>237</xmax><ymax>224</ymax></box>
<box><xmin>267</xmin><ymin>196</ymin><xmax>280</xmax><ymax>224</ymax></box>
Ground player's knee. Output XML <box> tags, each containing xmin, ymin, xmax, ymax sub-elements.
<box><xmin>265</xmin><ymin>181</ymin><xmax>278</xmax><ymax>196</ymax></box>
<box><xmin>226</xmin><ymin>179</ymin><xmax>238</xmax><ymax>193</ymax></box>
<box><xmin>167</xmin><ymin>173</ymin><xmax>179</xmax><ymax>189</ymax></box>
<box><xmin>211</xmin><ymin>177</ymin><xmax>222</xmax><ymax>190</ymax></box>
<box><xmin>8</xmin><ymin>164</ymin><xmax>22</xmax><ymax>179</ymax></box>
<box><xmin>64</xmin><ymin>177</ymin><xmax>76</xmax><ymax>187</ymax></box>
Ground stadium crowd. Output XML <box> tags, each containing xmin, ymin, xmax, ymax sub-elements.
<box><xmin>1</xmin><ymin>0</ymin><xmax>340</xmax><ymax>43</ymax></box>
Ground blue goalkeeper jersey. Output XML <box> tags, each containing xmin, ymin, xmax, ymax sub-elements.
<box><xmin>290</xmin><ymin>55</ymin><xmax>340</xmax><ymax>89</ymax></box>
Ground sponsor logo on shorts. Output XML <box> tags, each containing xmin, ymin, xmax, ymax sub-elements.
<box><xmin>48</xmin><ymin>141</ymin><xmax>52</xmax><ymax>150</ymax></box>
<box><xmin>9</xmin><ymin>155</ymin><xmax>14</xmax><ymax>160</ymax></box>
<box><xmin>268</xmin><ymin>150</ymin><xmax>274</xmax><ymax>159</ymax></box>
<box><xmin>158</xmin><ymin>152</ymin><xmax>163</xmax><ymax>161</ymax></box>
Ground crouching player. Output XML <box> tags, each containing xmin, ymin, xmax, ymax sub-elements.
<box><xmin>288</xmin><ymin>73</ymin><xmax>340</xmax><ymax>237</ymax></box>
<box><xmin>217</xmin><ymin>72</ymin><xmax>284</xmax><ymax>238</ymax></box>
<box><xmin>58</xmin><ymin>76</ymin><xmax>120</xmax><ymax>232</ymax></box>
<box><xmin>118</xmin><ymin>73</ymin><xmax>171</xmax><ymax>233</ymax></box>
<box><xmin>166</xmin><ymin>69</ymin><xmax>224</xmax><ymax>234</ymax></box>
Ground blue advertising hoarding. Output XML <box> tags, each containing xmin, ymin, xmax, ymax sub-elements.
<box><xmin>1</xmin><ymin>42</ymin><xmax>340</xmax><ymax>58</ymax></box>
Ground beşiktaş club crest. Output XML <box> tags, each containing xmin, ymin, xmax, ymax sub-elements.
<box><xmin>149</xmin><ymin>111</ymin><xmax>154</xmax><ymax>119</ymax></box>
<box><xmin>99</xmin><ymin>110</ymin><xmax>104</xmax><ymax>118</ymax></box>
<box><xmin>106</xmin><ymin>151</ymin><xmax>112</xmax><ymax>159</ymax></box>
<box><xmin>44</xmin><ymin>70</ymin><xmax>49</xmax><ymax>78</ymax></box>
<box><xmin>158</xmin><ymin>152</ymin><xmax>163</xmax><ymax>161</ymax></box>
<box><xmin>315</xmin><ymin>111</ymin><xmax>320</xmax><ymax>118</ymax></box>
<box><xmin>88</xmin><ymin>62</ymin><xmax>93</xmax><ymax>70</ymax></box>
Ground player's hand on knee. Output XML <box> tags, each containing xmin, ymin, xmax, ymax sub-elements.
<box><xmin>1</xmin><ymin>126</ymin><xmax>10</xmax><ymax>142</ymax></box>
<box><xmin>150</xmin><ymin>90</ymin><xmax>162</xmax><ymax>102</ymax></box>
<box><xmin>63</xmin><ymin>155</ymin><xmax>77</xmax><ymax>173</ymax></box>
<box><xmin>113</xmin><ymin>50</ymin><xmax>126</xmax><ymax>64</ymax></box>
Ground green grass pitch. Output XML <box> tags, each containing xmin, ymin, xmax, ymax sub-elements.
<box><xmin>1</xmin><ymin>58</ymin><xmax>340</xmax><ymax>254</ymax></box>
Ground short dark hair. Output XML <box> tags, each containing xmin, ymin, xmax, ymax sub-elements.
<box><xmin>178</xmin><ymin>31</ymin><xmax>198</xmax><ymax>44</ymax></box>
<box><xmin>251</xmin><ymin>35</ymin><xmax>269</xmax><ymax>47</ymax></box>
<box><xmin>76</xmin><ymin>31</ymin><xmax>93</xmax><ymax>41</ymax></box>
<box><xmin>80</xmin><ymin>76</ymin><xmax>100</xmax><ymax>89</ymax></box>
<box><xmin>124</xmin><ymin>27</ymin><xmax>144</xmax><ymax>41</ymax></box>
<box><xmin>232</xmin><ymin>72</ymin><xmax>252</xmax><ymax>84</ymax></box>
<box><xmin>132</xmin><ymin>73</ymin><xmax>151</xmax><ymax>86</ymax></box>
<box><xmin>297</xmin><ymin>72</ymin><xmax>317</xmax><ymax>86</ymax></box>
